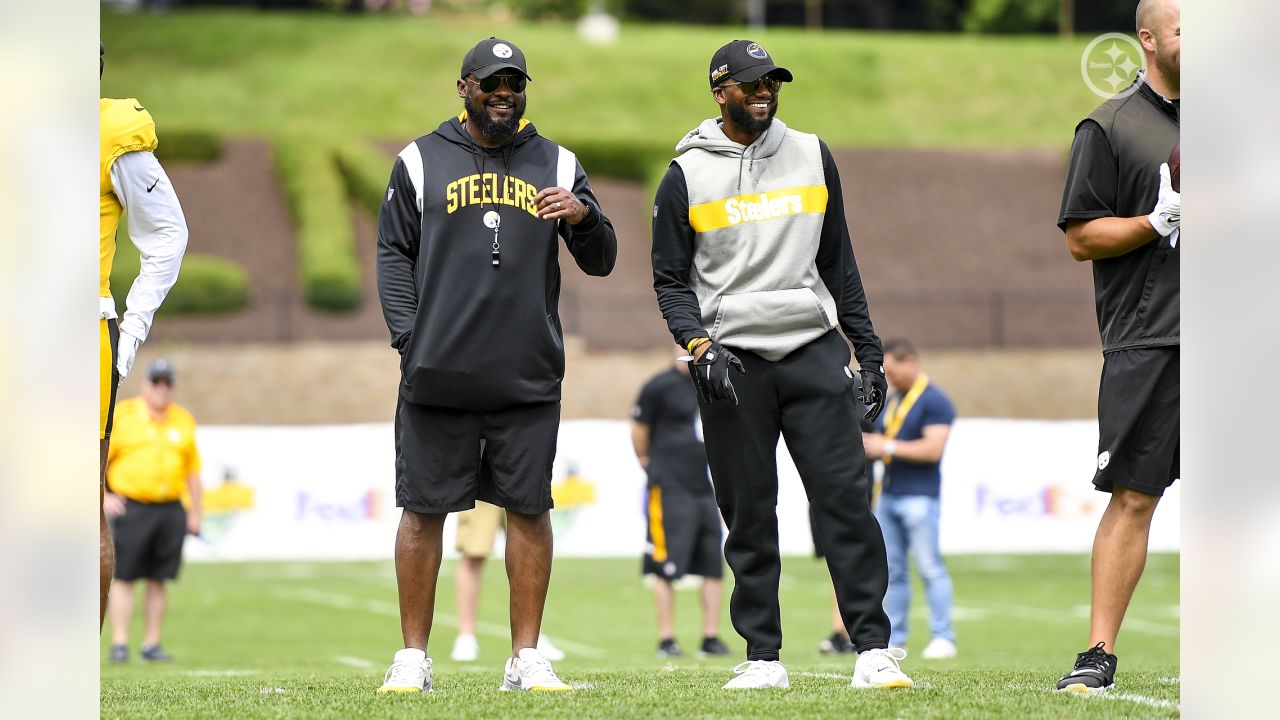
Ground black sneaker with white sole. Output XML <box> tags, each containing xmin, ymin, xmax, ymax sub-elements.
<box><xmin>818</xmin><ymin>632</ymin><xmax>856</xmax><ymax>655</ymax></box>
<box><xmin>657</xmin><ymin>638</ymin><xmax>683</xmax><ymax>658</ymax></box>
<box><xmin>1056</xmin><ymin>642</ymin><xmax>1117</xmax><ymax>693</ymax></box>
<box><xmin>700</xmin><ymin>636</ymin><xmax>730</xmax><ymax>656</ymax></box>
<box><xmin>139</xmin><ymin>644</ymin><xmax>173</xmax><ymax>663</ymax></box>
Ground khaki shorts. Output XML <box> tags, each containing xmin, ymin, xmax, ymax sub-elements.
<box><xmin>455</xmin><ymin>501</ymin><xmax>506</xmax><ymax>557</ymax></box>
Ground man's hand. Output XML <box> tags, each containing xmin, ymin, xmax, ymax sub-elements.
<box><xmin>116</xmin><ymin>330</ymin><xmax>142</xmax><ymax>381</ymax></box>
<box><xmin>862</xmin><ymin>432</ymin><xmax>886</xmax><ymax>460</ymax></box>
<box><xmin>103</xmin><ymin>492</ymin><xmax>126</xmax><ymax>519</ymax></box>
<box><xmin>186</xmin><ymin>511</ymin><xmax>202</xmax><ymax>536</ymax></box>
<box><xmin>1147</xmin><ymin>162</ymin><xmax>1181</xmax><ymax>238</ymax></box>
<box><xmin>859</xmin><ymin>367</ymin><xmax>888</xmax><ymax>422</ymax></box>
<box><xmin>534</xmin><ymin>187</ymin><xmax>590</xmax><ymax>225</ymax></box>
<box><xmin>690</xmin><ymin>342</ymin><xmax>746</xmax><ymax>405</ymax></box>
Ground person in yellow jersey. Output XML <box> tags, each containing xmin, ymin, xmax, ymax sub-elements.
<box><xmin>104</xmin><ymin>360</ymin><xmax>202</xmax><ymax>664</ymax></box>
<box><xmin>100</xmin><ymin>41</ymin><xmax>189</xmax><ymax>628</ymax></box>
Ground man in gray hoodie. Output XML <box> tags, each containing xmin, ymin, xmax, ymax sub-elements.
<box><xmin>651</xmin><ymin>40</ymin><xmax>911</xmax><ymax>690</ymax></box>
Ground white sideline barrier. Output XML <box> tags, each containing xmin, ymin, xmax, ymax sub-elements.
<box><xmin>184</xmin><ymin>418</ymin><xmax>1178</xmax><ymax>562</ymax></box>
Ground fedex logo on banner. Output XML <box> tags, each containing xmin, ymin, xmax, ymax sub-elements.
<box><xmin>974</xmin><ymin>484</ymin><xmax>1097</xmax><ymax>519</ymax></box>
<box><xmin>296</xmin><ymin>489</ymin><xmax>382</xmax><ymax>523</ymax></box>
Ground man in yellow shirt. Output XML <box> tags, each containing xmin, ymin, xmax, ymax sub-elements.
<box><xmin>105</xmin><ymin>360</ymin><xmax>202</xmax><ymax>663</ymax></box>
<box><xmin>101</xmin><ymin>41</ymin><xmax>189</xmax><ymax>627</ymax></box>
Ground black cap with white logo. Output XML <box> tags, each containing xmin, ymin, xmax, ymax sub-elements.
<box><xmin>460</xmin><ymin>37</ymin><xmax>532</xmax><ymax>81</ymax></box>
<box><xmin>708</xmin><ymin>39</ymin><xmax>793</xmax><ymax>89</ymax></box>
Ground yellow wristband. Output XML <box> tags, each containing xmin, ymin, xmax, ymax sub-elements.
<box><xmin>686</xmin><ymin>337</ymin><xmax>711</xmax><ymax>353</ymax></box>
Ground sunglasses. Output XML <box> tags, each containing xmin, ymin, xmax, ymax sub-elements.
<box><xmin>720</xmin><ymin>77</ymin><xmax>784</xmax><ymax>95</ymax></box>
<box><xmin>469</xmin><ymin>74</ymin><xmax>527</xmax><ymax>94</ymax></box>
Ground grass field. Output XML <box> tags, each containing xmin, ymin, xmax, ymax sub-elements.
<box><xmin>101</xmin><ymin>553</ymin><xmax>1179</xmax><ymax>718</ymax></box>
<box><xmin>102</xmin><ymin>10</ymin><xmax>1106</xmax><ymax>149</ymax></box>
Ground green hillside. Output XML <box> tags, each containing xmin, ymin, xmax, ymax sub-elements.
<box><xmin>102</xmin><ymin>10</ymin><xmax>1105</xmax><ymax>149</ymax></box>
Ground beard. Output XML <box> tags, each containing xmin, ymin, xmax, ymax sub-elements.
<box><xmin>726</xmin><ymin>98</ymin><xmax>776</xmax><ymax>135</ymax></box>
<box><xmin>1154</xmin><ymin>48</ymin><xmax>1179</xmax><ymax>94</ymax></box>
<box><xmin>464</xmin><ymin>91</ymin><xmax>525</xmax><ymax>141</ymax></box>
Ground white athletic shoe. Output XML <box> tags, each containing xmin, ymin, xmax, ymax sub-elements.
<box><xmin>921</xmin><ymin>637</ymin><xmax>957</xmax><ymax>660</ymax></box>
<box><xmin>451</xmin><ymin>634</ymin><xmax>479</xmax><ymax>662</ymax></box>
<box><xmin>377</xmin><ymin>648</ymin><xmax>432</xmax><ymax>693</ymax></box>
<box><xmin>851</xmin><ymin>647</ymin><xmax>914</xmax><ymax>689</ymax></box>
<box><xmin>537</xmin><ymin>634</ymin><xmax>566</xmax><ymax>661</ymax></box>
<box><xmin>722</xmin><ymin>660</ymin><xmax>790</xmax><ymax>689</ymax></box>
<box><xmin>499</xmin><ymin>648</ymin><xmax>572</xmax><ymax>692</ymax></box>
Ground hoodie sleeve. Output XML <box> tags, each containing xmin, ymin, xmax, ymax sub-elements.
<box><xmin>376</xmin><ymin>157</ymin><xmax>421</xmax><ymax>353</ymax></box>
<box><xmin>651</xmin><ymin>163</ymin><xmax>709</xmax><ymax>350</ymax></box>
<box><xmin>815</xmin><ymin>141</ymin><xmax>884</xmax><ymax>370</ymax></box>
<box><xmin>559</xmin><ymin>159</ymin><xmax>617</xmax><ymax>276</ymax></box>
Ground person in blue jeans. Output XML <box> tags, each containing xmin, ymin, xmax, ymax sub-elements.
<box><xmin>862</xmin><ymin>338</ymin><xmax>957</xmax><ymax>659</ymax></box>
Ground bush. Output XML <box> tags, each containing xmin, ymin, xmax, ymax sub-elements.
<box><xmin>274</xmin><ymin>139</ymin><xmax>362</xmax><ymax>312</ymax></box>
<box><xmin>154</xmin><ymin>128</ymin><xmax>223</xmax><ymax>164</ymax></box>
<box><xmin>335</xmin><ymin>142</ymin><xmax>395</xmax><ymax>218</ymax></box>
<box><xmin>963</xmin><ymin>0</ymin><xmax>1057</xmax><ymax>34</ymax></box>
<box><xmin>110</xmin><ymin>240</ymin><xmax>250</xmax><ymax>316</ymax></box>
<box><xmin>562</xmin><ymin>137</ymin><xmax>672</xmax><ymax>183</ymax></box>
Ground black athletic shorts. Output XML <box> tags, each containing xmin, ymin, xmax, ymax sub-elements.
<box><xmin>643</xmin><ymin>485</ymin><xmax>723</xmax><ymax>580</ymax></box>
<box><xmin>394</xmin><ymin>399</ymin><xmax>559</xmax><ymax>515</ymax></box>
<box><xmin>111</xmin><ymin>499</ymin><xmax>187</xmax><ymax>581</ymax></box>
<box><xmin>1094</xmin><ymin>347</ymin><xmax>1179</xmax><ymax>497</ymax></box>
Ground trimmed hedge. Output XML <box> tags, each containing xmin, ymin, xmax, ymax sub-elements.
<box><xmin>334</xmin><ymin>142</ymin><xmax>395</xmax><ymax>218</ymax></box>
<box><xmin>155</xmin><ymin>128</ymin><xmax>223</xmax><ymax>164</ymax></box>
<box><xmin>109</xmin><ymin>243</ymin><xmax>249</xmax><ymax>317</ymax></box>
<box><xmin>563</xmin><ymin>137</ymin><xmax>672</xmax><ymax>184</ymax></box>
<box><xmin>274</xmin><ymin>139</ymin><xmax>362</xmax><ymax>312</ymax></box>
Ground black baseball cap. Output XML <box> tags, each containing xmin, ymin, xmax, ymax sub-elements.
<box><xmin>708</xmin><ymin>39</ymin><xmax>793</xmax><ymax>89</ymax></box>
<box><xmin>460</xmin><ymin>37</ymin><xmax>532</xmax><ymax>81</ymax></box>
<box><xmin>147</xmin><ymin>359</ymin><xmax>176</xmax><ymax>384</ymax></box>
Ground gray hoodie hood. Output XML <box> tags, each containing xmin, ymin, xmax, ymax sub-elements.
<box><xmin>676</xmin><ymin>118</ymin><xmax>790</xmax><ymax>193</ymax></box>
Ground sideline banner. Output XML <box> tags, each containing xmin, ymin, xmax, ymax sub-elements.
<box><xmin>186</xmin><ymin>419</ymin><xmax>1178</xmax><ymax>562</ymax></box>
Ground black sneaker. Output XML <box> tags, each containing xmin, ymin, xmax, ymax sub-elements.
<box><xmin>140</xmin><ymin>644</ymin><xmax>174</xmax><ymax>663</ymax></box>
<box><xmin>657</xmin><ymin>638</ymin><xmax>683</xmax><ymax>658</ymax></box>
<box><xmin>108</xmin><ymin>644</ymin><xmax>128</xmax><ymax>663</ymax></box>
<box><xmin>817</xmin><ymin>632</ymin><xmax>855</xmax><ymax>655</ymax></box>
<box><xmin>699</xmin><ymin>636</ymin><xmax>730</xmax><ymax>656</ymax></box>
<box><xmin>1056</xmin><ymin>642</ymin><xmax>1117</xmax><ymax>693</ymax></box>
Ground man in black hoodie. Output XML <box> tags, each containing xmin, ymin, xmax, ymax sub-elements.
<box><xmin>374</xmin><ymin>37</ymin><xmax>616</xmax><ymax>694</ymax></box>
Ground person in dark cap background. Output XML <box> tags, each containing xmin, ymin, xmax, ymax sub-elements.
<box><xmin>374</xmin><ymin>36</ymin><xmax>616</xmax><ymax>693</ymax></box>
<box><xmin>104</xmin><ymin>359</ymin><xmax>203</xmax><ymax>664</ymax></box>
<box><xmin>650</xmin><ymin>39</ymin><xmax>911</xmax><ymax>690</ymax></box>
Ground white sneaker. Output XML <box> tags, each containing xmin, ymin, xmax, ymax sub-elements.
<box><xmin>851</xmin><ymin>647</ymin><xmax>913</xmax><ymax>689</ymax></box>
<box><xmin>537</xmin><ymin>634</ymin><xmax>566</xmax><ymax>661</ymax></box>
<box><xmin>377</xmin><ymin>648</ymin><xmax>432</xmax><ymax>693</ymax></box>
<box><xmin>921</xmin><ymin>637</ymin><xmax>957</xmax><ymax>660</ymax></box>
<box><xmin>451</xmin><ymin>634</ymin><xmax>479</xmax><ymax>662</ymax></box>
<box><xmin>499</xmin><ymin>647</ymin><xmax>572</xmax><ymax>692</ymax></box>
<box><xmin>722</xmin><ymin>660</ymin><xmax>789</xmax><ymax>689</ymax></box>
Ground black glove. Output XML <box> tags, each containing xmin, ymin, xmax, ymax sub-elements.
<box><xmin>859</xmin><ymin>366</ymin><xmax>887</xmax><ymax>422</ymax></box>
<box><xmin>691</xmin><ymin>342</ymin><xmax>746</xmax><ymax>405</ymax></box>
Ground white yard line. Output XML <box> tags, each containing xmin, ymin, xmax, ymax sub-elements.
<box><xmin>333</xmin><ymin>656</ymin><xmax>378</xmax><ymax>669</ymax></box>
<box><xmin>180</xmin><ymin>669</ymin><xmax>259</xmax><ymax>677</ymax></box>
<box><xmin>275</xmin><ymin>587</ymin><xmax>606</xmax><ymax>658</ymax></box>
<box><xmin>979</xmin><ymin>603</ymin><xmax>1180</xmax><ymax>637</ymax></box>
<box><xmin>1095</xmin><ymin>692</ymin><xmax>1180</xmax><ymax>711</ymax></box>
<box><xmin>795</xmin><ymin>672</ymin><xmax>848</xmax><ymax>680</ymax></box>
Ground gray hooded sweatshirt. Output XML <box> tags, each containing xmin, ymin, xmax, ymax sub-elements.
<box><xmin>651</xmin><ymin>117</ymin><xmax>882</xmax><ymax>368</ymax></box>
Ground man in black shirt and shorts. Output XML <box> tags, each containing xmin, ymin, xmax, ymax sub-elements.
<box><xmin>631</xmin><ymin>347</ymin><xmax>730</xmax><ymax>659</ymax></box>
<box><xmin>1054</xmin><ymin>0</ymin><xmax>1180</xmax><ymax>694</ymax></box>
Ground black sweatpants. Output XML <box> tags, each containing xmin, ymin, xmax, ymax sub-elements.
<box><xmin>697</xmin><ymin>330</ymin><xmax>890</xmax><ymax>660</ymax></box>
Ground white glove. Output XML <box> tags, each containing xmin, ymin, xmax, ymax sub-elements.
<box><xmin>1147</xmin><ymin>162</ymin><xmax>1181</xmax><ymax>237</ymax></box>
<box><xmin>116</xmin><ymin>331</ymin><xmax>142</xmax><ymax>381</ymax></box>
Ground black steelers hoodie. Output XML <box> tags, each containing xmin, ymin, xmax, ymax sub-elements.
<box><xmin>376</xmin><ymin>114</ymin><xmax>617</xmax><ymax>410</ymax></box>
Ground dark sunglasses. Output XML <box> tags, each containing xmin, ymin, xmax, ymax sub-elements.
<box><xmin>469</xmin><ymin>74</ymin><xmax>527</xmax><ymax>94</ymax></box>
<box><xmin>721</xmin><ymin>77</ymin><xmax>784</xmax><ymax>95</ymax></box>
